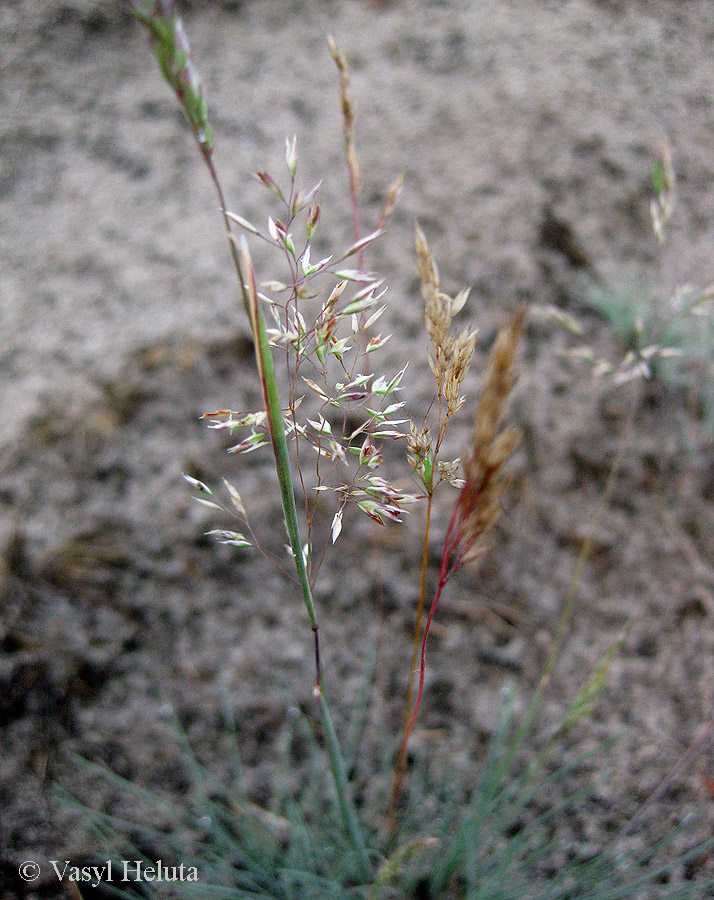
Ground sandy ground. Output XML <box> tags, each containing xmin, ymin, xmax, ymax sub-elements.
<box><xmin>2</xmin><ymin>0</ymin><xmax>714</xmax><ymax>897</ymax></box>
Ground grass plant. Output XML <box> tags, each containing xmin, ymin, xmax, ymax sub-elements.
<box><xmin>580</xmin><ymin>145</ymin><xmax>714</xmax><ymax>432</ymax></box>
<box><xmin>69</xmin><ymin>3</ymin><xmax>714</xmax><ymax>896</ymax></box>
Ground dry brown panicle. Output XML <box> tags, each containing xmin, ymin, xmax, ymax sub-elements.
<box><xmin>472</xmin><ymin>307</ymin><xmax>524</xmax><ymax>452</ymax></box>
<box><xmin>327</xmin><ymin>35</ymin><xmax>361</xmax><ymax>196</ymax></box>
<box><xmin>456</xmin><ymin>307</ymin><xmax>525</xmax><ymax>565</ymax></box>
<box><xmin>414</xmin><ymin>223</ymin><xmax>477</xmax><ymax>411</ymax></box>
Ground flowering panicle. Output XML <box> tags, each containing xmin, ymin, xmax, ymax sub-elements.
<box><xmin>189</xmin><ymin>140</ymin><xmax>416</xmax><ymax>547</ymax></box>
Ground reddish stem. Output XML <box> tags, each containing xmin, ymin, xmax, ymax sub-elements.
<box><xmin>403</xmin><ymin>496</ymin><xmax>463</xmax><ymax>746</ymax></box>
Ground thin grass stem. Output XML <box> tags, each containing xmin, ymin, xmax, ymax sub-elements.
<box><xmin>316</xmin><ymin>687</ymin><xmax>373</xmax><ymax>882</ymax></box>
<box><xmin>501</xmin><ymin>380</ymin><xmax>641</xmax><ymax>780</ymax></box>
<box><xmin>386</xmin><ymin>490</ymin><xmax>434</xmax><ymax>832</ymax></box>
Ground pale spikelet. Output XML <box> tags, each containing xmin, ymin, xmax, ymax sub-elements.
<box><xmin>414</xmin><ymin>223</ymin><xmax>439</xmax><ymax>298</ymax></box>
<box><xmin>380</xmin><ymin>173</ymin><xmax>405</xmax><ymax>226</ymax></box>
<box><xmin>455</xmin><ymin>307</ymin><xmax>524</xmax><ymax>566</ymax></box>
<box><xmin>443</xmin><ymin>326</ymin><xmax>478</xmax><ymax>414</ymax></box>
<box><xmin>437</xmin><ymin>458</ymin><xmax>464</xmax><ymax>488</ymax></box>
<box><xmin>415</xmin><ymin>224</ymin><xmax>478</xmax><ymax>399</ymax></box>
<box><xmin>328</xmin><ymin>36</ymin><xmax>361</xmax><ymax>195</ymax></box>
<box><xmin>407</xmin><ymin>421</ymin><xmax>433</xmax><ymax>487</ymax></box>
<box><xmin>414</xmin><ymin>223</ymin><xmax>444</xmax><ymax>366</ymax></box>
<box><xmin>407</xmin><ymin>422</ymin><xmax>432</xmax><ymax>468</ymax></box>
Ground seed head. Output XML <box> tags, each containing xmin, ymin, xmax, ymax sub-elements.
<box><xmin>407</xmin><ymin>422</ymin><xmax>433</xmax><ymax>487</ymax></box>
<box><xmin>452</xmin><ymin>308</ymin><xmax>524</xmax><ymax>569</ymax></box>
<box><xmin>129</xmin><ymin>0</ymin><xmax>213</xmax><ymax>152</ymax></box>
<box><xmin>415</xmin><ymin>224</ymin><xmax>477</xmax><ymax>399</ymax></box>
<box><xmin>380</xmin><ymin>173</ymin><xmax>405</xmax><ymax>227</ymax></box>
<box><xmin>328</xmin><ymin>36</ymin><xmax>361</xmax><ymax>195</ymax></box>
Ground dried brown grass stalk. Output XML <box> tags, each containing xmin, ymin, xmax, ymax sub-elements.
<box><xmin>408</xmin><ymin>308</ymin><xmax>523</xmax><ymax>732</ymax></box>
<box><xmin>379</xmin><ymin>173</ymin><xmax>405</xmax><ymax>228</ymax></box>
<box><xmin>328</xmin><ymin>35</ymin><xmax>362</xmax><ymax>251</ymax></box>
<box><xmin>455</xmin><ymin>306</ymin><xmax>524</xmax><ymax>567</ymax></box>
<box><xmin>389</xmin><ymin>307</ymin><xmax>523</xmax><ymax>826</ymax></box>
<box><xmin>401</xmin><ymin>225</ymin><xmax>480</xmax><ymax>727</ymax></box>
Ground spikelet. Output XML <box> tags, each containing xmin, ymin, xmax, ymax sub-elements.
<box><xmin>380</xmin><ymin>173</ymin><xmax>405</xmax><ymax>226</ymax></box>
<box><xmin>407</xmin><ymin>422</ymin><xmax>432</xmax><ymax>469</ymax></box>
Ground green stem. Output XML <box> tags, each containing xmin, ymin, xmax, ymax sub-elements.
<box><xmin>252</xmin><ymin>265</ymin><xmax>317</xmax><ymax>627</ymax></box>
<box><xmin>317</xmin><ymin>688</ymin><xmax>373</xmax><ymax>881</ymax></box>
